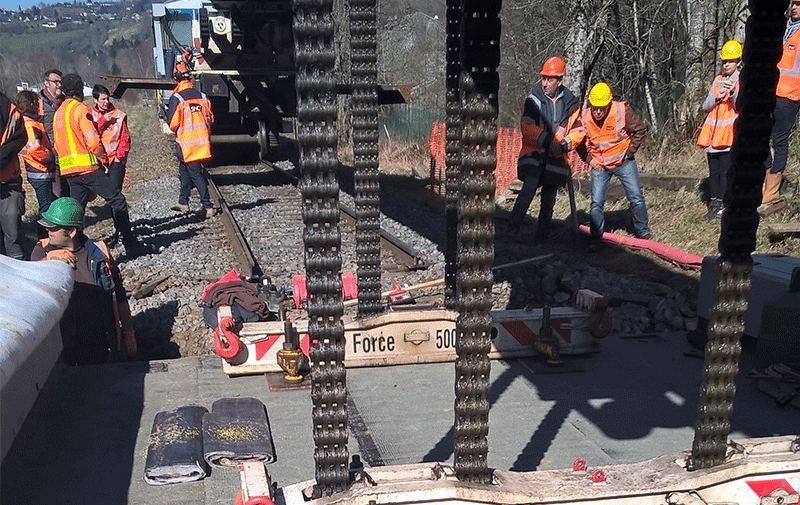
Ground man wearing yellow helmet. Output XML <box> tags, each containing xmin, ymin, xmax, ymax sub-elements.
<box><xmin>506</xmin><ymin>56</ymin><xmax>579</xmax><ymax>245</ymax></box>
<box><xmin>564</xmin><ymin>82</ymin><xmax>650</xmax><ymax>250</ymax></box>
<box><xmin>762</xmin><ymin>0</ymin><xmax>800</xmax><ymax>216</ymax></box>
<box><xmin>697</xmin><ymin>40</ymin><xmax>741</xmax><ymax>222</ymax></box>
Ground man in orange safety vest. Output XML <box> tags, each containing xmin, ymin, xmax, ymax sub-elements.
<box><xmin>0</xmin><ymin>92</ymin><xmax>27</xmax><ymax>259</ymax></box>
<box><xmin>565</xmin><ymin>82</ymin><xmax>650</xmax><ymax>251</ymax></box>
<box><xmin>762</xmin><ymin>0</ymin><xmax>800</xmax><ymax>216</ymax></box>
<box><xmin>53</xmin><ymin>73</ymin><xmax>149</xmax><ymax>257</ymax></box>
<box><xmin>167</xmin><ymin>62</ymin><xmax>215</xmax><ymax>219</ymax></box>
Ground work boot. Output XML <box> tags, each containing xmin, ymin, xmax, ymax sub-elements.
<box><xmin>107</xmin><ymin>230</ymin><xmax>121</xmax><ymax>248</ymax></box>
<box><xmin>760</xmin><ymin>172</ymin><xmax>782</xmax><ymax>206</ymax></box>
<box><xmin>704</xmin><ymin>198</ymin><xmax>722</xmax><ymax>222</ymax></box>
<box><xmin>170</xmin><ymin>203</ymin><xmax>190</xmax><ymax>213</ymax></box>
<box><xmin>203</xmin><ymin>207</ymin><xmax>216</xmax><ymax>219</ymax></box>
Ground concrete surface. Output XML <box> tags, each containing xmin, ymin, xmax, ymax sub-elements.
<box><xmin>1</xmin><ymin>330</ymin><xmax>797</xmax><ymax>504</ymax></box>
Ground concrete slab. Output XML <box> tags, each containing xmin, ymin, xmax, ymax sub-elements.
<box><xmin>1</xmin><ymin>331</ymin><xmax>797</xmax><ymax>504</ymax></box>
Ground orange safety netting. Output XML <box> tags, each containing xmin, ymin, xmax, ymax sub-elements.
<box><xmin>428</xmin><ymin>122</ymin><xmax>589</xmax><ymax>198</ymax></box>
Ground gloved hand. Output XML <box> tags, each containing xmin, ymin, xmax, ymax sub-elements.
<box><xmin>45</xmin><ymin>249</ymin><xmax>77</xmax><ymax>268</ymax></box>
<box><xmin>547</xmin><ymin>139</ymin><xmax>564</xmax><ymax>157</ymax></box>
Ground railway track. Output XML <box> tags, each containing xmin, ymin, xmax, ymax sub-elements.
<box><xmin>205</xmin><ymin>161</ymin><xmax>440</xmax><ymax>317</ymax></box>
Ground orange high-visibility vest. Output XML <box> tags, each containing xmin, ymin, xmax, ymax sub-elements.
<box><xmin>697</xmin><ymin>74</ymin><xmax>739</xmax><ymax>149</ymax></box>
<box><xmin>91</xmin><ymin>107</ymin><xmax>126</xmax><ymax>163</ymax></box>
<box><xmin>582</xmin><ymin>101</ymin><xmax>631</xmax><ymax>169</ymax></box>
<box><xmin>1</xmin><ymin>102</ymin><xmax>22</xmax><ymax>183</ymax></box>
<box><xmin>169</xmin><ymin>81</ymin><xmax>214</xmax><ymax>164</ymax></box>
<box><xmin>53</xmin><ymin>99</ymin><xmax>107</xmax><ymax>177</ymax></box>
<box><xmin>20</xmin><ymin>115</ymin><xmax>54</xmax><ymax>179</ymax></box>
<box><xmin>778</xmin><ymin>22</ymin><xmax>800</xmax><ymax>100</ymax></box>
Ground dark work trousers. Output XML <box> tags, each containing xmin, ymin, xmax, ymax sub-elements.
<box><xmin>706</xmin><ymin>151</ymin><xmax>732</xmax><ymax>202</ymax></box>
<box><xmin>53</xmin><ymin>166</ymin><xmax>69</xmax><ymax>197</ymax></box>
<box><xmin>107</xmin><ymin>161</ymin><xmax>126</xmax><ymax>191</ymax></box>
<box><xmin>766</xmin><ymin>96</ymin><xmax>800</xmax><ymax>174</ymax></box>
<box><xmin>508</xmin><ymin>171</ymin><xmax>558</xmax><ymax>240</ymax></box>
<box><xmin>177</xmin><ymin>151</ymin><xmax>212</xmax><ymax>209</ymax></box>
<box><xmin>66</xmin><ymin>168</ymin><xmax>134</xmax><ymax>241</ymax></box>
<box><xmin>0</xmin><ymin>176</ymin><xmax>25</xmax><ymax>259</ymax></box>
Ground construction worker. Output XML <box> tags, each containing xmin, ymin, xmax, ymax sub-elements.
<box><xmin>762</xmin><ymin>0</ymin><xmax>800</xmax><ymax>215</ymax></box>
<box><xmin>167</xmin><ymin>62</ymin><xmax>215</xmax><ymax>219</ymax></box>
<box><xmin>565</xmin><ymin>82</ymin><xmax>650</xmax><ymax>251</ymax></box>
<box><xmin>506</xmin><ymin>56</ymin><xmax>579</xmax><ymax>245</ymax></box>
<box><xmin>39</xmin><ymin>68</ymin><xmax>68</xmax><ymax>198</ymax></box>
<box><xmin>15</xmin><ymin>90</ymin><xmax>57</xmax><ymax>238</ymax></box>
<box><xmin>31</xmin><ymin>197</ymin><xmax>137</xmax><ymax>365</ymax></box>
<box><xmin>92</xmin><ymin>84</ymin><xmax>132</xmax><ymax>245</ymax></box>
<box><xmin>1</xmin><ymin>91</ymin><xmax>27</xmax><ymax>260</ymax></box>
<box><xmin>53</xmin><ymin>73</ymin><xmax>148</xmax><ymax>257</ymax></box>
<box><xmin>91</xmin><ymin>84</ymin><xmax>130</xmax><ymax>191</ymax></box>
<box><xmin>697</xmin><ymin>40</ymin><xmax>741</xmax><ymax>222</ymax></box>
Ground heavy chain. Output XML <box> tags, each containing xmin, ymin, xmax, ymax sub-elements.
<box><xmin>350</xmin><ymin>0</ymin><xmax>382</xmax><ymax>318</ymax></box>
<box><xmin>293</xmin><ymin>0</ymin><xmax>349</xmax><ymax>494</ymax></box>
<box><xmin>443</xmin><ymin>0</ymin><xmax>462</xmax><ymax>310</ymax></box>
<box><xmin>452</xmin><ymin>0</ymin><xmax>500</xmax><ymax>485</ymax></box>
<box><xmin>687</xmin><ymin>0</ymin><xmax>784</xmax><ymax>471</ymax></box>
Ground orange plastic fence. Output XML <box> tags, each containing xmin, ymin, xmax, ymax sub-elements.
<box><xmin>428</xmin><ymin>122</ymin><xmax>589</xmax><ymax>198</ymax></box>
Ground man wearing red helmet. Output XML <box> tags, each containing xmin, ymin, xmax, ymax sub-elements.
<box><xmin>167</xmin><ymin>62</ymin><xmax>215</xmax><ymax>219</ymax></box>
<box><xmin>506</xmin><ymin>56</ymin><xmax>579</xmax><ymax>246</ymax></box>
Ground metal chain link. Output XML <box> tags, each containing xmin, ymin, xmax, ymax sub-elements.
<box><xmin>350</xmin><ymin>0</ymin><xmax>382</xmax><ymax>318</ymax></box>
<box><xmin>293</xmin><ymin>0</ymin><xmax>349</xmax><ymax>494</ymax></box>
<box><xmin>453</xmin><ymin>0</ymin><xmax>501</xmax><ymax>485</ymax></box>
<box><xmin>444</xmin><ymin>0</ymin><xmax>462</xmax><ymax>311</ymax></box>
<box><xmin>688</xmin><ymin>0</ymin><xmax>784</xmax><ymax>470</ymax></box>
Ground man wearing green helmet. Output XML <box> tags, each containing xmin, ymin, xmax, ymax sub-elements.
<box><xmin>31</xmin><ymin>197</ymin><xmax>137</xmax><ymax>365</ymax></box>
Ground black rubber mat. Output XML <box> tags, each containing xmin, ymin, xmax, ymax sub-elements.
<box><xmin>143</xmin><ymin>405</ymin><xmax>210</xmax><ymax>485</ymax></box>
<box><xmin>203</xmin><ymin>397</ymin><xmax>276</xmax><ymax>467</ymax></box>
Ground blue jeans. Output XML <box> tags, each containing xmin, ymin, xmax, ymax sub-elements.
<box><xmin>590</xmin><ymin>159</ymin><xmax>650</xmax><ymax>239</ymax></box>
<box><xmin>29</xmin><ymin>178</ymin><xmax>57</xmax><ymax>216</ymax></box>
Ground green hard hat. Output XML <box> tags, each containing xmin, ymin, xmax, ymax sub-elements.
<box><xmin>39</xmin><ymin>197</ymin><xmax>85</xmax><ymax>229</ymax></box>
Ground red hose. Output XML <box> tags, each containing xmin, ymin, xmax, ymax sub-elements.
<box><xmin>578</xmin><ymin>225</ymin><xmax>703</xmax><ymax>270</ymax></box>
<box><xmin>214</xmin><ymin>316</ymin><xmax>242</xmax><ymax>360</ymax></box>
<box><xmin>245</xmin><ymin>497</ymin><xmax>275</xmax><ymax>505</ymax></box>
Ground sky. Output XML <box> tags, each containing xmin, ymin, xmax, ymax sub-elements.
<box><xmin>0</xmin><ymin>0</ymin><xmax>124</xmax><ymax>11</ymax></box>
<box><xmin>0</xmin><ymin>0</ymin><xmax>54</xmax><ymax>10</ymax></box>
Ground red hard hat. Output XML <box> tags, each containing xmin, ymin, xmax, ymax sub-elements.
<box><xmin>541</xmin><ymin>56</ymin><xmax>566</xmax><ymax>77</ymax></box>
<box><xmin>173</xmin><ymin>63</ymin><xmax>191</xmax><ymax>81</ymax></box>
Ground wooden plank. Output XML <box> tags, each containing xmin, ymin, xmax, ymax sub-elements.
<box><xmin>766</xmin><ymin>223</ymin><xmax>800</xmax><ymax>238</ymax></box>
<box><xmin>639</xmin><ymin>174</ymin><xmax>702</xmax><ymax>191</ymax></box>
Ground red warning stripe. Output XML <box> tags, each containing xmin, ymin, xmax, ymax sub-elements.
<box><xmin>746</xmin><ymin>479</ymin><xmax>796</xmax><ymax>497</ymax></box>
<box><xmin>254</xmin><ymin>334</ymin><xmax>313</xmax><ymax>362</ymax></box>
<box><xmin>501</xmin><ymin>319</ymin><xmax>573</xmax><ymax>345</ymax></box>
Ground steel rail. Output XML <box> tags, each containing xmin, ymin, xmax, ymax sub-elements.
<box><xmin>269</xmin><ymin>163</ymin><xmax>423</xmax><ymax>270</ymax></box>
<box><xmin>206</xmin><ymin>171</ymin><xmax>263</xmax><ymax>280</ymax></box>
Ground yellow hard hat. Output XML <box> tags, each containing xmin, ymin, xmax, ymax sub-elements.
<box><xmin>720</xmin><ymin>40</ymin><xmax>742</xmax><ymax>60</ymax></box>
<box><xmin>588</xmin><ymin>82</ymin><xmax>612</xmax><ymax>107</ymax></box>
